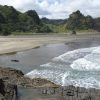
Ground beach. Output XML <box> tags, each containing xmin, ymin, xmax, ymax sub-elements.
<box><xmin>0</xmin><ymin>34</ymin><xmax>100</xmax><ymax>55</ymax></box>
<box><xmin>0</xmin><ymin>34</ymin><xmax>100</xmax><ymax>100</ymax></box>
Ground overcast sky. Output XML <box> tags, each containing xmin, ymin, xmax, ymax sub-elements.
<box><xmin>0</xmin><ymin>0</ymin><xmax>100</xmax><ymax>19</ymax></box>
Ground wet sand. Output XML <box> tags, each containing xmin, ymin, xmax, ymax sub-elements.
<box><xmin>0</xmin><ymin>34</ymin><xmax>100</xmax><ymax>55</ymax></box>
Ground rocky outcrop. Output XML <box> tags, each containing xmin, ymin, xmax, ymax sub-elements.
<box><xmin>35</xmin><ymin>85</ymin><xmax>100</xmax><ymax>100</ymax></box>
<box><xmin>0</xmin><ymin>79</ymin><xmax>18</xmax><ymax>100</ymax></box>
<box><xmin>1</xmin><ymin>67</ymin><xmax>100</xmax><ymax>100</ymax></box>
<box><xmin>0</xmin><ymin>67</ymin><xmax>58</xmax><ymax>88</ymax></box>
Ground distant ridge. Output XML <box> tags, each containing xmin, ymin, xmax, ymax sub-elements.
<box><xmin>0</xmin><ymin>5</ymin><xmax>100</xmax><ymax>35</ymax></box>
<box><xmin>41</xmin><ymin>17</ymin><xmax>67</xmax><ymax>25</ymax></box>
<box><xmin>42</xmin><ymin>10</ymin><xmax>100</xmax><ymax>32</ymax></box>
<box><xmin>0</xmin><ymin>5</ymin><xmax>51</xmax><ymax>35</ymax></box>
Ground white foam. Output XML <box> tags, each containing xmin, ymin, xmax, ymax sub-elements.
<box><xmin>25</xmin><ymin>69</ymin><xmax>65</xmax><ymax>85</ymax></box>
<box><xmin>26</xmin><ymin>46</ymin><xmax>100</xmax><ymax>88</ymax></box>
<box><xmin>25</xmin><ymin>69</ymin><xmax>58</xmax><ymax>79</ymax></box>
<box><xmin>40</xmin><ymin>62</ymin><xmax>68</xmax><ymax>70</ymax></box>
<box><xmin>53</xmin><ymin>46</ymin><xmax>100</xmax><ymax>63</ymax></box>
<box><xmin>53</xmin><ymin>47</ymin><xmax>91</xmax><ymax>63</ymax></box>
<box><xmin>40</xmin><ymin>63</ymin><xmax>52</xmax><ymax>67</ymax></box>
<box><xmin>64</xmin><ymin>77</ymin><xmax>100</xmax><ymax>88</ymax></box>
<box><xmin>92</xmin><ymin>47</ymin><xmax>100</xmax><ymax>54</ymax></box>
<box><xmin>70</xmin><ymin>58</ymin><xmax>100</xmax><ymax>71</ymax></box>
<box><xmin>62</xmin><ymin>71</ymin><xmax>70</xmax><ymax>86</ymax></box>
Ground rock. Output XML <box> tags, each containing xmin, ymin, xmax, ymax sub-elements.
<box><xmin>0</xmin><ymin>67</ymin><xmax>58</xmax><ymax>88</ymax></box>
<box><xmin>0</xmin><ymin>79</ymin><xmax>18</xmax><ymax>100</ymax></box>
<box><xmin>1</xmin><ymin>67</ymin><xmax>100</xmax><ymax>100</ymax></box>
<box><xmin>35</xmin><ymin>86</ymin><xmax>100</xmax><ymax>100</ymax></box>
<box><xmin>34</xmin><ymin>46</ymin><xmax>40</xmax><ymax>49</ymax></box>
<box><xmin>72</xmin><ymin>30</ymin><xmax>76</xmax><ymax>35</ymax></box>
<box><xmin>11</xmin><ymin>60</ymin><xmax>19</xmax><ymax>62</ymax></box>
<box><xmin>31</xmin><ymin>78</ymin><xmax>59</xmax><ymax>87</ymax></box>
<box><xmin>0</xmin><ymin>79</ymin><xmax>5</xmax><ymax>96</ymax></box>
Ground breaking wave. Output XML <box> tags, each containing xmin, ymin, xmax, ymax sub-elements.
<box><xmin>26</xmin><ymin>46</ymin><xmax>100</xmax><ymax>88</ymax></box>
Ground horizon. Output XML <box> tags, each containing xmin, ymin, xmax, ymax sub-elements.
<box><xmin>0</xmin><ymin>0</ymin><xmax>100</xmax><ymax>19</ymax></box>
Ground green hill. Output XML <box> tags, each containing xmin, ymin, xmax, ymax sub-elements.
<box><xmin>0</xmin><ymin>5</ymin><xmax>100</xmax><ymax>35</ymax></box>
<box><xmin>0</xmin><ymin>5</ymin><xmax>52</xmax><ymax>35</ymax></box>
<box><xmin>66</xmin><ymin>10</ymin><xmax>95</xmax><ymax>30</ymax></box>
<box><xmin>42</xmin><ymin>10</ymin><xmax>100</xmax><ymax>33</ymax></box>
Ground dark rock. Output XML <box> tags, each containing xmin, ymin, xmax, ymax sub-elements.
<box><xmin>11</xmin><ymin>60</ymin><xmax>19</xmax><ymax>62</ymax></box>
<box><xmin>0</xmin><ymin>79</ymin><xmax>5</xmax><ymax>96</ymax></box>
<box><xmin>72</xmin><ymin>30</ymin><xmax>76</xmax><ymax>35</ymax></box>
<box><xmin>0</xmin><ymin>79</ymin><xmax>18</xmax><ymax>100</ymax></box>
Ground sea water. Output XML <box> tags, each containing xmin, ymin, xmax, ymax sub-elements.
<box><xmin>0</xmin><ymin>38</ymin><xmax>100</xmax><ymax>89</ymax></box>
<box><xmin>26</xmin><ymin>46</ymin><xmax>100</xmax><ymax>89</ymax></box>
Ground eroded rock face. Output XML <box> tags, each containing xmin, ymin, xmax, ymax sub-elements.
<box><xmin>1</xmin><ymin>67</ymin><xmax>100</xmax><ymax>100</ymax></box>
<box><xmin>0</xmin><ymin>79</ymin><xmax>18</xmax><ymax>100</ymax></box>
<box><xmin>34</xmin><ymin>86</ymin><xmax>100</xmax><ymax>100</ymax></box>
<box><xmin>0</xmin><ymin>67</ymin><xmax>58</xmax><ymax>88</ymax></box>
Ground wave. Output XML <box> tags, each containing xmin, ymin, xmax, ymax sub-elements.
<box><xmin>71</xmin><ymin>58</ymin><xmax>100</xmax><ymax>71</ymax></box>
<box><xmin>54</xmin><ymin>46</ymin><xmax>100</xmax><ymax>71</ymax></box>
<box><xmin>26</xmin><ymin>46</ymin><xmax>100</xmax><ymax>88</ymax></box>
<box><xmin>64</xmin><ymin>77</ymin><xmax>100</xmax><ymax>88</ymax></box>
<box><xmin>25</xmin><ymin>69</ymin><xmax>66</xmax><ymax>85</ymax></box>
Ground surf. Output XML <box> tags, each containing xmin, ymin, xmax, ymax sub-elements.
<box><xmin>26</xmin><ymin>46</ymin><xmax>100</xmax><ymax>88</ymax></box>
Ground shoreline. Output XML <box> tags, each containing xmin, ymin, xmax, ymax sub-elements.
<box><xmin>0</xmin><ymin>34</ymin><xmax>100</xmax><ymax>55</ymax></box>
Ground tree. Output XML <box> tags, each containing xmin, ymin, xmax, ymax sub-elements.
<box><xmin>2</xmin><ymin>28</ymin><xmax>11</xmax><ymax>36</ymax></box>
<box><xmin>66</xmin><ymin>10</ymin><xmax>95</xmax><ymax>30</ymax></box>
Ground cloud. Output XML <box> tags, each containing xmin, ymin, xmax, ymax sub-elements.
<box><xmin>0</xmin><ymin>0</ymin><xmax>100</xmax><ymax>19</ymax></box>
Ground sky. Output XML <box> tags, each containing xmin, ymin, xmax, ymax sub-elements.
<box><xmin>0</xmin><ymin>0</ymin><xmax>100</xmax><ymax>19</ymax></box>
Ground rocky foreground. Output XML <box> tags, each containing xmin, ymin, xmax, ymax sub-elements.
<box><xmin>0</xmin><ymin>67</ymin><xmax>100</xmax><ymax>100</ymax></box>
<box><xmin>0</xmin><ymin>67</ymin><xmax>58</xmax><ymax>88</ymax></box>
<box><xmin>0</xmin><ymin>79</ymin><xmax>18</xmax><ymax>100</ymax></box>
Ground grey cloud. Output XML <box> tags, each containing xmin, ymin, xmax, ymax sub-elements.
<box><xmin>0</xmin><ymin>0</ymin><xmax>100</xmax><ymax>19</ymax></box>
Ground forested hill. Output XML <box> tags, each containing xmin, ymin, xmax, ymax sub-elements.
<box><xmin>41</xmin><ymin>17</ymin><xmax>67</xmax><ymax>25</ymax></box>
<box><xmin>42</xmin><ymin>10</ymin><xmax>100</xmax><ymax>32</ymax></box>
<box><xmin>66</xmin><ymin>10</ymin><xmax>97</xmax><ymax>30</ymax></box>
<box><xmin>94</xmin><ymin>17</ymin><xmax>100</xmax><ymax>31</ymax></box>
<box><xmin>0</xmin><ymin>5</ymin><xmax>100</xmax><ymax>35</ymax></box>
<box><xmin>0</xmin><ymin>5</ymin><xmax>51</xmax><ymax>35</ymax></box>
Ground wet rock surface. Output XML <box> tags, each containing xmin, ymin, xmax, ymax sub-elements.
<box><xmin>0</xmin><ymin>79</ymin><xmax>18</xmax><ymax>100</ymax></box>
<box><xmin>0</xmin><ymin>67</ymin><xmax>58</xmax><ymax>87</ymax></box>
<box><xmin>1</xmin><ymin>67</ymin><xmax>100</xmax><ymax>100</ymax></box>
<box><xmin>31</xmin><ymin>86</ymin><xmax>100</xmax><ymax>100</ymax></box>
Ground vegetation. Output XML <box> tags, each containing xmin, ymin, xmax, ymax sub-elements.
<box><xmin>94</xmin><ymin>18</ymin><xmax>100</xmax><ymax>31</ymax></box>
<box><xmin>0</xmin><ymin>5</ymin><xmax>52</xmax><ymax>35</ymax></box>
<box><xmin>0</xmin><ymin>5</ymin><xmax>100</xmax><ymax>35</ymax></box>
<box><xmin>42</xmin><ymin>10</ymin><xmax>100</xmax><ymax>33</ymax></box>
<box><xmin>66</xmin><ymin>10</ymin><xmax>95</xmax><ymax>30</ymax></box>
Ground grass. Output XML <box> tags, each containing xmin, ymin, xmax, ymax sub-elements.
<box><xmin>12</xmin><ymin>32</ymin><xmax>35</xmax><ymax>35</ymax></box>
<box><xmin>46</xmin><ymin>24</ymin><xmax>68</xmax><ymax>33</ymax></box>
<box><xmin>11</xmin><ymin>26</ymin><xmax>100</xmax><ymax>35</ymax></box>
